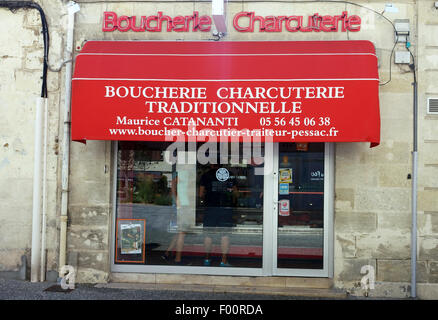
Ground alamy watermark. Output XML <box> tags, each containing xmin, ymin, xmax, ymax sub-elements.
<box><xmin>59</xmin><ymin>265</ymin><xmax>76</xmax><ymax>290</ymax></box>
<box><xmin>163</xmin><ymin>125</ymin><xmax>273</xmax><ymax>176</ymax></box>
<box><xmin>360</xmin><ymin>265</ymin><xmax>375</xmax><ymax>291</ymax></box>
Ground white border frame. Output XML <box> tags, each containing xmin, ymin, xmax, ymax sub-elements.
<box><xmin>110</xmin><ymin>141</ymin><xmax>334</xmax><ymax>277</ymax></box>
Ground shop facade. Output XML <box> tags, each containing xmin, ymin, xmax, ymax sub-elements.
<box><xmin>1</xmin><ymin>0</ymin><xmax>438</xmax><ymax>299</ymax></box>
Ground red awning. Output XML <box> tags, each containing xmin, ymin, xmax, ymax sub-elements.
<box><xmin>71</xmin><ymin>40</ymin><xmax>380</xmax><ymax>146</ymax></box>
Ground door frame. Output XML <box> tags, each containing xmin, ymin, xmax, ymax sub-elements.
<box><xmin>269</xmin><ymin>142</ymin><xmax>334</xmax><ymax>277</ymax></box>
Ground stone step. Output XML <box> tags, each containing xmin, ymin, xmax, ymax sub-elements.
<box><xmin>96</xmin><ymin>282</ymin><xmax>347</xmax><ymax>299</ymax></box>
<box><xmin>111</xmin><ymin>273</ymin><xmax>334</xmax><ymax>289</ymax></box>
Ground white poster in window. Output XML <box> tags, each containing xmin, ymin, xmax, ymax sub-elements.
<box><xmin>279</xmin><ymin>199</ymin><xmax>290</xmax><ymax>216</ymax></box>
<box><xmin>120</xmin><ymin>223</ymin><xmax>143</xmax><ymax>254</ymax></box>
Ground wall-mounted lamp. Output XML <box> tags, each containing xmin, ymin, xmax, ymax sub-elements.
<box><xmin>394</xmin><ymin>19</ymin><xmax>410</xmax><ymax>43</ymax></box>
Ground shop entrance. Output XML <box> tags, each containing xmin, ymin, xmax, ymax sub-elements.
<box><xmin>272</xmin><ymin>143</ymin><xmax>332</xmax><ymax>277</ymax></box>
<box><xmin>111</xmin><ymin>142</ymin><xmax>333</xmax><ymax>277</ymax></box>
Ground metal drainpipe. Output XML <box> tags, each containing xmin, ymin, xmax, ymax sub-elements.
<box><xmin>31</xmin><ymin>97</ymin><xmax>46</xmax><ymax>282</ymax></box>
<box><xmin>411</xmin><ymin>69</ymin><xmax>418</xmax><ymax>299</ymax></box>
<box><xmin>40</xmin><ymin>92</ymin><xmax>49</xmax><ymax>281</ymax></box>
<box><xmin>59</xmin><ymin>1</ymin><xmax>80</xmax><ymax>276</ymax></box>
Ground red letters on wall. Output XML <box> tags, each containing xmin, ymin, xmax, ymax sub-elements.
<box><xmin>233</xmin><ymin>11</ymin><xmax>361</xmax><ymax>32</ymax></box>
<box><xmin>102</xmin><ymin>11</ymin><xmax>361</xmax><ymax>33</ymax></box>
<box><xmin>103</xmin><ymin>11</ymin><xmax>212</xmax><ymax>32</ymax></box>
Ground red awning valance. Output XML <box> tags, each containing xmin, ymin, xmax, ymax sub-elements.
<box><xmin>71</xmin><ymin>40</ymin><xmax>380</xmax><ymax>146</ymax></box>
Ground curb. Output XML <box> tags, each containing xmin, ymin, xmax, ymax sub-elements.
<box><xmin>95</xmin><ymin>282</ymin><xmax>348</xmax><ymax>299</ymax></box>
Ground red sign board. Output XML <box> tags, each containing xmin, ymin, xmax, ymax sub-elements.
<box><xmin>71</xmin><ymin>41</ymin><xmax>380</xmax><ymax>146</ymax></box>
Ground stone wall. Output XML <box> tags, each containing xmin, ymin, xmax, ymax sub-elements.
<box><xmin>416</xmin><ymin>0</ymin><xmax>438</xmax><ymax>299</ymax></box>
<box><xmin>0</xmin><ymin>0</ymin><xmax>65</xmax><ymax>276</ymax></box>
<box><xmin>333</xmin><ymin>0</ymin><xmax>438</xmax><ymax>299</ymax></box>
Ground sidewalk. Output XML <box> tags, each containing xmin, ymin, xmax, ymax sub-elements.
<box><xmin>3</xmin><ymin>277</ymin><xmax>420</xmax><ymax>319</ymax></box>
<box><xmin>0</xmin><ymin>277</ymin><xmax>347</xmax><ymax>300</ymax></box>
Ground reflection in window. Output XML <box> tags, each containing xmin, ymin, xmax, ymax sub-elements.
<box><xmin>115</xmin><ymin>141</ymin><xmax>264</xmax><ymax>268</ymax></box>
<box><xmin>277</xmin><ymin>143</ymin><xmax>324</xmax><ymax>269</ymax></box>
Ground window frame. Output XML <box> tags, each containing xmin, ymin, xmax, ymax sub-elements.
<box><xmin>110</xmin><ymin>141</ymin><xmax>334</xmax><ymax>277</ymax></box>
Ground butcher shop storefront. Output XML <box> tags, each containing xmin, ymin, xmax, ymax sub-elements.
<box><xmin>71</xmin><ymin>40</ymin><xmax>380</xmax><ymax>278</ymax></box>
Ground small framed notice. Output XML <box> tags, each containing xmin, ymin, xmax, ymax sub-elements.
<box><xmin>279</xmin><ymin>168</ymin><xmax>293</xmax><ymax>183</ymax></box>
<box><xmin>279</xmin><ymin>183</ymin><xmax>290</xmax><ymax>195</ymax></box>
<box><xmin>279</xmin><ymin>199</ymin><xmax>290</xmax><ymax>216</ymax></box>
<box><xmin>115</xmin><ymin>219</ymin><xmax>146</xmax><ymax>264</ymax></box>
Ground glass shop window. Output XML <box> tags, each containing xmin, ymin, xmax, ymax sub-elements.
<box><xmin>114</xmin><ymin>141</ymin><xmax>264</xmax><ymax>268</ymax></box>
